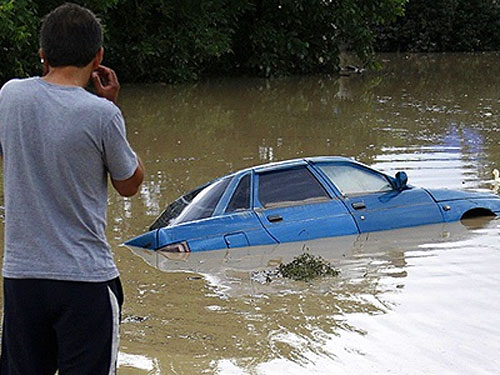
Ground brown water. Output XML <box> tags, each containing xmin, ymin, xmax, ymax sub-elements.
<box><xmin>1</xmin><ymin>53</ymin><xmax>500</xmax><ymax>374</ymax></box>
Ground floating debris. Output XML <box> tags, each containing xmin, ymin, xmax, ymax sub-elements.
<box><xmin>123</xmin><ymin>315</ymin><xmax>149</xmax><ymax>323</ymax></box>
<box><xmin>250</xmin><ymin>268</ymin><xmax>281</xmax><ymax>284</ymax></box>
<box><xmin>492</xmin><ymin>169</ymin><xmax>500</xmax><ymax>194</ymax></box>
<box><xmin>278</xmin><ymin>253</ymin><xmax>339</xmax><ymax>281</ymax></box>
<box><xmin>339</xmin><ymin>65</ymin><xmax>365</xmax><ymax>76</ymax></box>
<box><xmin>251</xmin><ymin>252</ymin><xmax>339</xmax><ymax>283</ymax></box>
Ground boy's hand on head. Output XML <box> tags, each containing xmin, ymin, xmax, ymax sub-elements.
<box><xmin>92</xmin><ymin>65</ymin><xmax>120</xmax><ymax>104</ymax></box>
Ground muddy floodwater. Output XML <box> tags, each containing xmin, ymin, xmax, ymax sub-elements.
<box><xmin>1</xmin><ymin>53</ymin><xmax>500</xmax><ymax>374</ymax></box>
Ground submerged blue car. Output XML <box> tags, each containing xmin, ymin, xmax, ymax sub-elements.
<box><xmin>125</xmin><ymin>157</ymin><xmax>500</xmax><ymax>253</ymax></box>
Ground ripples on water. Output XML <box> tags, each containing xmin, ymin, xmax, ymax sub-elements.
<box><xmin>121</xmin><ymin>217</ymin><xmax>500</xmax><ymax>374</ymax></box>
<box><xmin>111</xmin><ymin>53</ymin><xmax>500</xmax><ymax>374</ymax></box>
<box><xmin>2</xmin><ymin>53</ymin><xmax>500</xmax><ymax>374</ymax></box>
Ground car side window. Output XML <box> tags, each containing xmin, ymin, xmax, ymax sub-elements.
<box><xmin>226</xmin><ymin>174</ymin><xmax>251</xmax><ymax>213</ymax></box>
<box><xmin>318</xmin><ymin>164</ymin><xmax>393</xmax><ymax>196</ymax></box>
<box><xmin>258</xmin><ymin>167</ymin><xmax>330</xmax><ymax>208</ymax></box>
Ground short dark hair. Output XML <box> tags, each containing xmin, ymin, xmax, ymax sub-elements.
<box><xmin>40</xmin><ymin>3</ymin><xmax>102</xmax><ymax>67</ymax></box>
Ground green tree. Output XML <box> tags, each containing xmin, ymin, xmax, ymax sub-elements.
<box><xmin>227</xmin><ymin>0</ymin><xmax>406</xmax><ymax>77</ymax></box>
<box><xmin>103</xmin><ymin>0</ymin><xmax>250</xmax><ymax>82</ymax></box>
<box><xmin>0</xmin><ymin>0</ymin><xmax>39</xmax><ymax>81</ymax></box>
<box><xmin>376</xmin><ymin>0</ymin><xmax>500</xmax><ymax>52</ymax></box>
<box><xmin>1</xmin><ymin>0</ymin><xmax>406</xmax><ymax>84</ymax></box>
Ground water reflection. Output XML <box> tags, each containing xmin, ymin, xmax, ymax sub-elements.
<box><xmin>123</xmin><ymin>218</ymin><xmax>500</xmax><ymax>374</ymax></box>
<box><xmin>118</xmin><ymin>352</ymin><xmax>160</xmax><ymax>374</ymax></box>
<box><xmin>2</xmin><ymin>53</ymin><xmax>500</xmax><ymax>374</ymax></box>
<box><xmin>108</xmin><ymin>53</ymin><xmax>500</xmax><ymax>374</ymax></box>
<box><xmin>113</xmin><ymin>53</ymin><xmax>500</xmax><ymax>240</ymax></box>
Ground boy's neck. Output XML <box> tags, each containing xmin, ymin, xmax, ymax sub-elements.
<box><xmin>42</xmin><ymin>65</ymin><xmax>93</xmax><ymax>88</ymax></box>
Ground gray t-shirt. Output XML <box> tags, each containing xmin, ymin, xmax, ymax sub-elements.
<box><xmin>0</xmin><ymin>77</ymin><xmax>138</xmax><ymax>282</ymax></box>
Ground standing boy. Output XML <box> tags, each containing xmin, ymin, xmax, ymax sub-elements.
<box><xmin>0</xmin><ymin>3</ymin><xmax>144</xmax><ymax>374</ymax></box>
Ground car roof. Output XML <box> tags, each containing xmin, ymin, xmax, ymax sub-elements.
<box><xmin>205</xmin><ymin>156</ymin><xmax>357</xmax><ymax>186</ymax></box>
<box><xmin>251</xmin><ymin>156</ymin><xmax>354</xmax><ymax>173</ymax></box>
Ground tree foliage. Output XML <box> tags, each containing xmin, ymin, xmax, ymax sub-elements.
<box><xmin>104</xmin><ymin>0</ymin><xmax>250</xmax><ymax>82</ymax></box>
<box><xmin>1</xmin><ymin>0</ymin><xmax>405</xmax><ymax>84</ymax></box>
<box><xmin>0</xmin><ymin>0</ymin><xmax>39</xmax><ymax>79</ymax></box>
<box><xmin>376</xmin><ymin>0</ymin><xmax>500</xmax><ymax>52</ymax></box>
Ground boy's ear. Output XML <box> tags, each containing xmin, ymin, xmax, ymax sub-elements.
<box><xmin>39</xmin><ymin>49</ymin><xmax>49</xmax><ymax>75</ymax></box>
<box><xmin>92</xmin><ymin>47</ymin><xmax>104</xmax><ymax>69</ymax></box>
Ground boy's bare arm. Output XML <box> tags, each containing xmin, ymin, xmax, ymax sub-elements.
<box><xmin>111</xmin><ymin>157</ymin><xmax>145</xmax><ymax>197</ymax></box>
<box><xmin>93</xmin><ymin>65</ymin><xmax>144</xmax><ymax>196</ymax></box>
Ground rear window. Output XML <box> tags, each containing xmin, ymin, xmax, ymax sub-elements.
<box><xmin>258</xmin><ymin>167</ymin><xmax>330</xmax><ymax>208</ymax></box>
<box><xmin>172</xmin><ymin>177</ymin><xmax>232</xmax><ymax>224</ymax></box>
<box><xmin>151</xmin><ymin>177</ymin><xmax>232</xmax><ymax>229</ymax></box>
<box><xmin>149</xmin><ymin>184</ymin><xmax>208</xmax><ymax>230</ymax></box>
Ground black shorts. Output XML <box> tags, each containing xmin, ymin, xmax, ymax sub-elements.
<box><xmin>0</xmin><ymin>277</ymin><xmax>123</xmax><ymax>375</ymax></box>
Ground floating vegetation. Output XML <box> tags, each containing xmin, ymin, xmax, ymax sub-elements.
<box><xmin>251</xmin><ymin>252</ymin><xmax>340</xmax><ymax>283</ymax></box>
<box><xmin>279</xmin><ymin>253</ymin><xmax>339</xmax><ymax>281</ymax></box>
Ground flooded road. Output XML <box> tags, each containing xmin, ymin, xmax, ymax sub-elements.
<box><xmin>1</xmin><ymin>53</ymin><xmax>500</xmax><ymax>373</ymax></box>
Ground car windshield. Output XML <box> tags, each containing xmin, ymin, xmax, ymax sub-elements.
<box><xmin>318</xmin><ymin>163</ymin><xmax>393</xmax><ymax>195</ymax></box>
<box><xmin>150</xmin><ymin>177</ymin><xmax>232</xmax><ymax>229</ymax></box>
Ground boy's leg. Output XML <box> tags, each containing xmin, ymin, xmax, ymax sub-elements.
<box><xmin>55</xmin><ymin>278</ymin><xmax>123</xmax><ymax>375</ymax></box>
<box><xmin>0</xmin><ymin>278</ymin><xmax>58</xmax><ymax>375</ymax></box>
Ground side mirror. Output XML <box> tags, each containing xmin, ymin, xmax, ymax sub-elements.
<box><xmin>393</xmin><ymin>171</ymin><xmax>408</xmax><ymax>191</ymax></box>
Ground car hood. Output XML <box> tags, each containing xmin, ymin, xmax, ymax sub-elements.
<box><xmin>425</xmin><ymin>188</ymin><xmax>498</xmax><ymax>202</ymax></box>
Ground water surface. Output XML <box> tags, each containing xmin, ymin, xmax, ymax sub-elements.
<box><xmin>1</xmin><ymin>53</ymin><xmax>500</xmax><ymax>374</ymax></box>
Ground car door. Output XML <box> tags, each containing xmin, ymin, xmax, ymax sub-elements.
<box><xmin>218</xmin><ymin>172</ymin><xmax>278</xmax><ymax>248</ymax></box>
<box><xmin>150</xmin><ymin>172</ymin><xmax>277</xmax><ymax>252</ymax></box>
<box><xmin>253</xmin><ymin>165</ymin><xmax>358</xmax><ymax>243</ymax></box>
<box><xmin>311</xmin><ymin>161</ymin><xmax>444</xmax><ymax>233</ymax></box>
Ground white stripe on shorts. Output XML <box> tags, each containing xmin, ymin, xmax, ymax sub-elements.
<box><xmin>107</xmin><ymin>286</ymin><xmax>120</xmax><ymax>375</ymax></box>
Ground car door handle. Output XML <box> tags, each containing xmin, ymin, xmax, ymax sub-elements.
<box><xmin>351</xmin><ymin>201</ymin><xmax>366</xmax><ymax>210</ymax></box>
<box><xmin>267</xmin><ymin>214</ymin><xmax>283</xmax><ymax>223</ymax></box>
